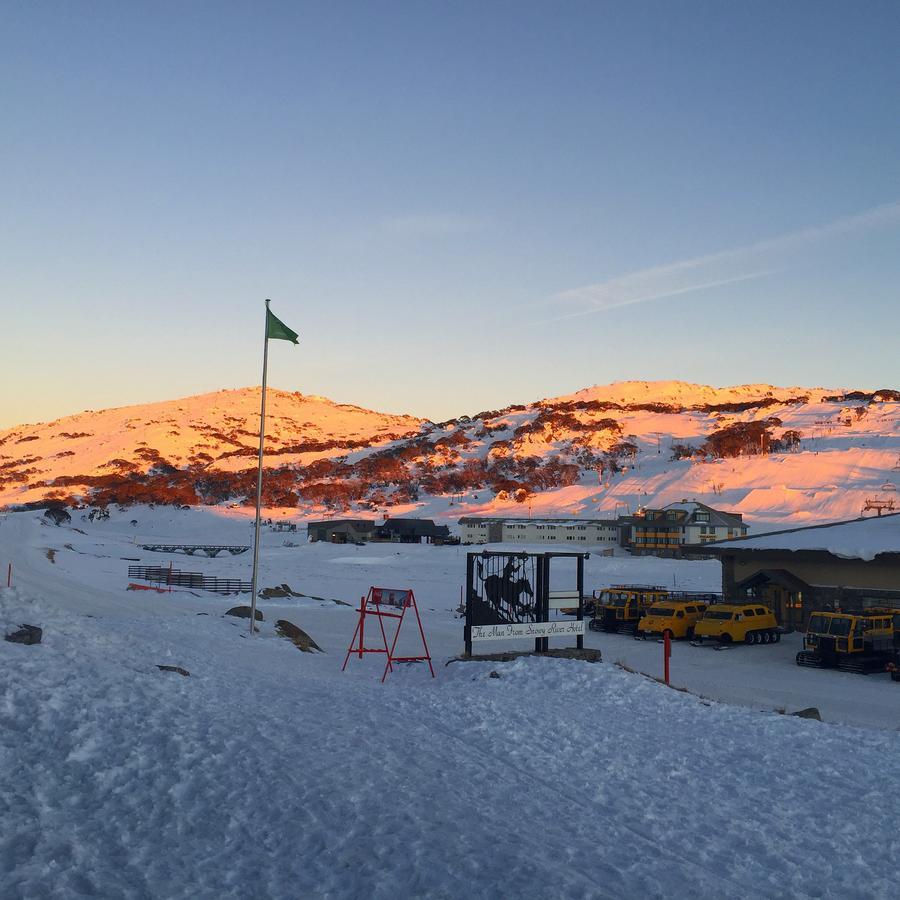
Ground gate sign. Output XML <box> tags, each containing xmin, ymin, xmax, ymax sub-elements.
<box><xmin>471</xmin><ymin>620</ymin><xmax>585</xmax><ymax>642</ymax></box>
<box><xmin>464</xmin><ymin>550</ymin><xmax>587</xmax><ymax>656</ymax></box>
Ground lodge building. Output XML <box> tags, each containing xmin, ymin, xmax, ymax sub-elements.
<box><xmin>458</xmin><ymin>516</ymin><xmax>619</xmax><ymax>546</ymax></box>
<box><xmin>701</xmin><ymin>514</ymin><xmax>900</xmax><ymax>630</ymax></box>
<box><xmin>310</xmin><ymin>501</ymin><xmax>748</xmax><ymax>555</ymax></box>
<box><xmin>307</xmin><ymin>517</ymin><xmax>451</xmax><ymax>544</ymax></box>
<box><xmin>620</xmin><ymin>501</ymin><xmax>747</xmax><ymax>556</ymax></box>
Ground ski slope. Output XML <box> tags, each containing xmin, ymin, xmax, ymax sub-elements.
<box><xmin>2</xmin><ymin>507</ymin><xmax>899</xmax><ymax>899</ymax></box>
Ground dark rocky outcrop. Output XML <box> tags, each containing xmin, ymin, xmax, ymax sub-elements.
<box><xmin>259</xmin><ymin>584</ymin><xmax>301</xmax><ymax>599</ymax></box>
<box><xmin>5</xmin><ymin>624</ymin><xmax>43</xmax><ymax>645</ymax></box>
<box><xmin>791</xmin><ymin>707</ymin><xmax>822</xmax><ymax>721</ymax></box>
<box><xmin>225</xmin><ymin>606</ymin><xmax>264</xmax><ymax>621</ymax></box>
<box><xmin>275</xmin><ymin>619</ymin><xmax>323</xmax><ymax>652</ymax></box>
<box><xmin>157</xmin><ymin>665</ymin><xmax>190</xmax><ymax>677</ymax></box>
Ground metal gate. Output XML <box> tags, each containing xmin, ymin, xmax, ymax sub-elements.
<box><xmin>464</xmin><ymin>551</ymin><xmax>585</xmax><ymax>655</ymax></box>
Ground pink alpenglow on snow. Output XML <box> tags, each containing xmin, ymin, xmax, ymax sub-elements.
<box><xmin>3</xmin><ymin>381</ymin><xmax>900</xmax><ymax>530</ymax></box>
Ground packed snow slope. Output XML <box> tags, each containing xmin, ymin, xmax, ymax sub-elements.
<box><xmin>2</xmin><ymin>507</ymin><xmax>900</xmax><ymax>899</ymax></box>
<box><xmin>3</xmin><ymin>381</ymin><xmax>900</xmax><ymax>527</ymax></box>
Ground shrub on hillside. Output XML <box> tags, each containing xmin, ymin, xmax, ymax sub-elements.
<box><xmin>670</xmin><ymin>443</ymin><xmax>697</xmax><ymax>460</ymax></box>
<box><xmin>701</xmin><ymin>419</ymin><xmax>780</xmax><ymax>458</ymax></box>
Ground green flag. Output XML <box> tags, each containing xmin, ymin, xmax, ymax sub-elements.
<box><xmin>266</xmin><ymin>306</ymin><xmax>299</xmax><ymax>344</ymax></box>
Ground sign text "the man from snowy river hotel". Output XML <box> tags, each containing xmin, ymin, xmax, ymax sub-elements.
<box><xmin>470</xmin><ymin>620</ymin><xmax>586</xmax><ymax>642</ymax></box>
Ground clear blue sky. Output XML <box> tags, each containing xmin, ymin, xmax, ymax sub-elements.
<box><xmin>2</xmin><ymin>1</ymin><xmax>899</xmax><ymax>427</ymax></box>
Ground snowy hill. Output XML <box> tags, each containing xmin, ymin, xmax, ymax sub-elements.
<box><xmin>3</xmin><ymin>381</ymin><xmax>900</xmax><ymax>527</ymax></box>
<box><xmin>0</xmin><ymin>388</ymin><xmax>423</xmax><ymax>508</ymax></box>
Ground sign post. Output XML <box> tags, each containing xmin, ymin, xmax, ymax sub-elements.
<box><xmin>663</xmin><ymin>630</ymin><xmax>671</xmax><ymax>685</ymax></box>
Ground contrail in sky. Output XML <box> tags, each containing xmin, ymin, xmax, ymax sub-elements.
<box><xmin>549</xmin><ymin>271</ymin><xmax>775</xmax><ymax>322</ymax></box>
<box><xmin>547</xmin><ymin>200</ymin><xmax>900</xmax><ymax>318</ymax></box>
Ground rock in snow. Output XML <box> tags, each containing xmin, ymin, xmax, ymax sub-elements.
<box><xmin>156</xmin><ymin>665</ymin><xmax>191</xmax><ymax>677</ymax></box>
<box><xmin>225</xmin><ymin>605</ymin><xmax>264</xmax><ymax>621</ymax></box>
<box><xmin>259</xmin><ymin>583</ymin><xmax>301</xmax><ymax>599</ymax></box>
<box><xmin>4</xmin><ymin>624</ymin><xmax>43</xmax><ymax>645</ymax></box>
<box><xmin>275</xmin><ymin>619</ymin><xmax>323</xmax><ymax>652</ymax></box>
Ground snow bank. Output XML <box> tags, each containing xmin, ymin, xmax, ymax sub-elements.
<box><xmin>3</xmin><ymin>577</ymin><xmax>900</xmax><ymax>898</ymax></box>
<box><xmin>3</xmin><ymin>507</ymin><xmax>900</xmax><ymax>897</ymax></box>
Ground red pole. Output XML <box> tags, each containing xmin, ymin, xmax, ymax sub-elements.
<box><xmin>6</xmin><ymin>563</ymin><xmax>11</xmax><ymax>588</ymax></box>
<box><xmin>359</xmin><ymin>595</ymin><xmax>366</xmax><ymax>659</ymax></box>
<box><xmin>410</xmin><ymin>591</ymin><xmax>435</xmax><ymax>678</ymax></box>
<box><xmin>663</xmin><ymin>631</ymin><xmax>671</xmax><ymax>685</ymax></box>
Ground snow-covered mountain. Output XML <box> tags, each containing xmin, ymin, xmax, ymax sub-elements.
<box><xmin>3</xmin><ymin>381</ymin><xmax>900</xmax><ymax>526</ymax></box>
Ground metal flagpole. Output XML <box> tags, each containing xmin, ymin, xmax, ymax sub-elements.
<box><xmin>249</xmin><ymin>299</ymin><xmax>271</xmax><ymax>635</ymax></box>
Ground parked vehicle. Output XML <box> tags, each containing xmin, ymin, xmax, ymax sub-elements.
<box><xmin>637</xmin><ymin>600</ymin><xmax>710</xmax><ymax>640</ymax></box>
<box><xmin>796</xmin><ymin>611</ymin><xmax>894</xmax><ymax>673</ymax></box>
<box><xmin>693</xmin><ymin>604</ymin><xmax>780</xmax><ymax>645</ymax></box>
<box><xmin>589</xmin><ymin>585</ymin><xmax>668</xmax><ymax>633</ymax></box>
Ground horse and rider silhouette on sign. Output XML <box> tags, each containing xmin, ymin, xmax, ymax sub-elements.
<box><xmin>472</xmin><ymin>554</ymin><xmax>536</xmax><ymax>625</ymax></box>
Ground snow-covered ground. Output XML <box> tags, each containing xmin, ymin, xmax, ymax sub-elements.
<box><xmin>2</xmin><ymin>506</ymin><xmax>899</xmax><ymax>898</ymax></box>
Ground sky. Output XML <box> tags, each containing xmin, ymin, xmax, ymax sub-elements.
<box><xmin>2</xmin><ymin>1</ymin><xmax>899</xmax><ymax>428</ymax></box>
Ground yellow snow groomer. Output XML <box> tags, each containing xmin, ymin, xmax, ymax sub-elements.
<box><xmin>796</xmin><ymin>610</ymin><xmax>895</xmax><ymax>673</ymax></box>
<box><xmin>693</xmin><ymin>603</ymin><xmax>780</xmax><ymax>645</ymax></box>
<box><xmin>637</xmin><ymin>599</ymin><xmax>711</xmax><ymax>640</ymax></box>
<box><xmin>589</xmin><ymin>585</ymin><xmax>668</xmax><ymax>633</ymax></box>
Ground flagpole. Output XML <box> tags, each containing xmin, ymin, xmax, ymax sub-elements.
<box><xmin>249</xmin><ymin>299</ymin><xmax>271</xmax><ymax>635</ymax></box>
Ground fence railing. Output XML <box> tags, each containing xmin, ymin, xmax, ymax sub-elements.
<box><xmin>127</xmin><ymin>566</ymin><xmax>252</xmax><ymax>593</ymax></box>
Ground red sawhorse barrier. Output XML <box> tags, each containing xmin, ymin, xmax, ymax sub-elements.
<box><xmin>342</xmin><ymin>587</ymin><xmax>435</xmax><ymax>682</ymax></box>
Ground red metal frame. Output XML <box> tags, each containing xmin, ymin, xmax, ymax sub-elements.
<box><xmin>342</xmin><ymin>587</ymin><xmax>435</xmax><ymax>682</ymax></box>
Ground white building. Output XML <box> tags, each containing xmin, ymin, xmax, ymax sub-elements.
<box><xmin>458</xmin><ymin>516</ymin><xmax>619</xmax><ymax>546</ymax></box>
